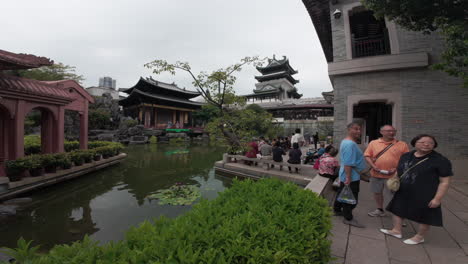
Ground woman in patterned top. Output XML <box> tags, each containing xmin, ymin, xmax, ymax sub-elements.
<box><xmin>318</xmin><ymin>145</ymin><xmax>339</xmax><ymax>179</ymax></box>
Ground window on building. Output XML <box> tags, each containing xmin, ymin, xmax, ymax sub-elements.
<box><xmin>349</xmin><ymin>8</ymin><xmax>390</xmax><ymax>58</ymax></box>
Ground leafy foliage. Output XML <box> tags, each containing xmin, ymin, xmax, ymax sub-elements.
<box><xmin>5</xmin><ymin>179</ymin><xmax>332</xmax><ymax>263</ymax></box>
<box><xmin>15</xmin><ymin>62</ymin><xmax>85</xmax><ymax>84</ymax></box>
<box><xmin>147</xmin><ymin>183</ymin><xmax>201</xmax><ymax>205</ymax></box>
<box><xmin>88</xmin><ymin>109</ymin><xmax>112</xmax><ymax>130</ymax></box>
<box><xmin>362</xmin><ymin>0</ymin><xmax>468</xmax><ymax>86</ymax></box>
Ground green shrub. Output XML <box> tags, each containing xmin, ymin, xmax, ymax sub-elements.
<box><xmin>9</xmin><ymin>179</ymin><xmax>332</xmax><ymax>263</ymax></box>
<box><xmin>87</xmin><ymin>141</ymin><xmax>111</xmax><ymax>149</ymax></box>
<box><xmin>122</xmin><ymin>119</ymin><xmax>138</xmax><ymax>128</ymax></box>
<box><xmin>24</xmin><ymin>135</ymin><xmax>41</xmax><ymax>155</ymax></box>
<box><xmin>26</xmin><ymin>155</ymin><xmax>43</xmax><ymax>170</ymax></box>
<box><xmin>5</xmin><ymin>158</ymin><xmax>29</xmax><ymax>176</ymax></box>
<box><xmin>40</xmin><ymin>154</ymin><xmax>61</xmax><ymax>169</ymax></box>
<box><xmin>64</xmin><ymin>141</ymin><xmax>80</xmax><ymax>152</ymax></box>
<box><xmin>68</xmin><ymin>151</ymin><xmax>85</xmax><ymax>166</ymax></box>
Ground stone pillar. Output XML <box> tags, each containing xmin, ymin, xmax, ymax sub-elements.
<box><xmin>41</xmin><ymin>111</ymin><xmax>54</xmax><ymax>153</ymax></box>
<box><xmin>79</xmin><ymin>101</ymin><xmax>89</xmax><ymax>150</ymax></box>
<box><xmin>13</xmin><ymin>100</ymin><xmax>25</xmax><ymax>159</ymax></box>
<box><xmin>172</xmin><ymin>111</ymin><xmax>176</xmax><ymax>124</ymax></box>
<box><xmin>54</xmin><ymin>106</ymin><xmax>65</xmax><ymax>153</ymax></box>
<box><xmin>154</xmin><ymin>108</ymin><xmax>158</xmax><ymax>127</ymax></box>
<box><xmin>144</xmin><ymin>109</ymin><xmax>151</xmax><ymax>128</ymax></box>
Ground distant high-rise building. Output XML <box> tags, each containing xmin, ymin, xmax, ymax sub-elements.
<box><xmin>99</xmin><ymin>76</ymin><xmax>116</xmax><ymax>89</ymax></box>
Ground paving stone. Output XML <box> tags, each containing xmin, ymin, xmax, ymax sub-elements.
<box><xmin>423</xmin><ymin>247</ymin><xmax>468</xmax><ymax>264</ymax></box>
<box><xmin>386</xmin><ymin>236</ymin><xmax>430</xmax><ymax>264</ymax></box>
<box><xmin>442</xmin><ymin>206</ymin><xmax>468</xmax><ymax>244</ymax></box>
<box><xmin>460</xmin><ymin>243</ymin><xmax>468</xmax><ymax>256</ymax></box>
<box><xmin>423</xmin><ymin>225</ymin><xmax>459</xmax><ymax>248</ymax></box>
<box><xmin>331</xmin><ymin>216</ymin><xmax>349</xmax><ymax>258</ymax></box>
<box><xmin>330</xmin><ymin>255</ymin><xmax>345</xmax><ymax>264</ymax></box>
<box><xmin>345</xmin><ymin>234</ymin><xmax>389</xmax><ymax>264</ymax></box>
<box><xmin>390</xmin><ymin>259</ymin><xmax>420</xmax><ymax>264</ymax></box>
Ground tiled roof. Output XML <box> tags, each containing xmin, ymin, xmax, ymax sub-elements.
<box><xmin>120</xmin><ymin>88</ymin><xmax>204</xmax><ymax>106</ymax></box>
<box><xmin>0</xmin><ymin>74</ymin><xmax>72</xmax><ymax>100</ymax></box>
<box><xmin>0</xmin><ymin>49</ymin><xmax>54</xmax><ymax>70</ymax></box>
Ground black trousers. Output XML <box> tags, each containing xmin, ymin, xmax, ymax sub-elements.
<box><xmin>333</xmin><ymin>181</ymin><xmax>360</xmax><ymax>221</ymax></box>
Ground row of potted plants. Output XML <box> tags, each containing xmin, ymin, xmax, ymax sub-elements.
<box><xmin>24</xmin><ymin>135</ymin><xmax>119</xmax><ymax>155</ymax></box>
<box><xmin>5</xmin><ymin>142</ymin><xmax>124</xmax><ymax>182</ymax></box>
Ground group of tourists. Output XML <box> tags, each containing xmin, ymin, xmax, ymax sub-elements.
<box><xmin>245</xmin><ymin>129</ymin><xmax>322</xmax><ymax>173</ymax></box>
<box><xmin>333</xmin><ymin>122</ymin><xmax>452</xmax><ymax>245</ymax></box>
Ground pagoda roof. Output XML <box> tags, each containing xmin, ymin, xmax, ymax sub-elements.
<box><xmin>0</xmin><ymin>49</ymin><xmax>54</xmax><ymax>70</ymax></box>
<box><xmin>121</xmin><ymin>77</ymin><xmax>200</xmax><ymax>99</ymax></box>
<box><xmin>302</xmin><ymin>0</ymin><xmax>333</xmax><ymax>62</ymax></box>
<box><xmin>119</xmin><ymin>88</ymin><xmax>204</xmax><ymax>108</ymax></box>
<box><xmin>255</xmin><ymin>71</ymin><xmax>299</xmax><ymax>84</ymax></box>
<box><xmin>256</xmin><ymin>55</ymin><xmax>298</xmax><ymax>75</ymax></box>
<box><xmin>0</xmin><ymin>73</ymin><xmax>73</xmax><ymax>102</ymax></box>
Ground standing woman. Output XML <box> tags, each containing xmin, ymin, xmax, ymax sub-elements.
<box><xmin>380</xmin><ymin>134</ymin><xmax>453</xmax><ymax>245</ymax></box>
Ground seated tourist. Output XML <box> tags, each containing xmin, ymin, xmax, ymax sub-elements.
<box><xmin>272</xmin><ymin>141</ymin><xmax>286</xmax><ymax>170</ymax></box>
<box><xmin>259</xmin><ymin>140</ymin><xmax>273</xmax><ymax>160</ymax></box>
<box><xmin>288</xmin><ymin>142</ymin><xmax>302</xmax><ymax>173</ymax></box>
<box><xmin>314</xmin><ymin>143</ymin><xmax>326</xmax><ymax>158</ymax></box>
<box><xmin>244</xmin><ymin>140</ymin><xmax>258</xmax><ymax>166</ymax></box>
<box><xmin>318</xmin><ymin>145</ymin><xmax>339</xmax><ymax>179</ymax></box>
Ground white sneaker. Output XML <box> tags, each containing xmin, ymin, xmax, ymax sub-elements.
<box><xmin>368</xmin><ymin>209</ymin><xmax>386</xmax><ymax>217</ymax></box>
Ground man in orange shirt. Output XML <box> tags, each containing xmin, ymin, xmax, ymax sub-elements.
<box><xmin>364</xmin><ymin>125</ymin><xmax>409</xmax><ymax>217</ymax></box>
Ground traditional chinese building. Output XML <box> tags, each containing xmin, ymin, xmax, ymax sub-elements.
<box><xmin>119</xmin><ymin>77</ymin><xmax>203</xmax><ymax>129</ymax></box>
<box><xmin>243</xmin><ymin>55</ymin><xmax>302</xmax><ymax>103</ymax></box>
<box><xmin>0</xmin><ymin>49</ymin><xmax>94</xmax><ymax>177</ymax></box>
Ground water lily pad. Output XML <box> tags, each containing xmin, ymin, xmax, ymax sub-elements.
<box><xmin>147</xmin><ymin>184</ymin><xmax>201</xmax><ymax>205</ymax></box>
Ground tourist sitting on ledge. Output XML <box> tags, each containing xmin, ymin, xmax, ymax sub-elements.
<box><xmin>288</xmin><ymin>142</ymin><xmax>302</xmax><ymax>173</ymax></box>
<box><xmin>259</xmin><ymin>140</ymin><xmax>273</xmax><ymax>160</ymax></box>
<box><xmin>244</xmin><ymin>140</ymin><xmax>258</xmax><ymax>166</ymax></box>
<box><xmin>271</xmin><ymin>141</ymin><xmax>286</xmax><ymax>170</ymax></box>
<box><xmin>318</xmin><ymin>145</ymin><xmax>339</xmax><ymax>180</ymax></box>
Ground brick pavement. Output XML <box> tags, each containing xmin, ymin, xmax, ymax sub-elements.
<box><xmin>329</xmin><ymin>180</ymin><xmax>468</xmax><ymax>264</ymax></box>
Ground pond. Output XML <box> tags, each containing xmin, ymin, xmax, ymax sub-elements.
<box><xmin>0</xmin><ymin>143</ymin><xmax>229</xmax><ymax>250</ymax></box>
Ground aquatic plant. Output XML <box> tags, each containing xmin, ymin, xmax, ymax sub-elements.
<box><xmin>147</xmin><ymin>183</ymin><xmax>201</xmax><ymax>205</ymax></box>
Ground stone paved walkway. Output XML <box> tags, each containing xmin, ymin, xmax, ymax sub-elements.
<box><xmin>330</xmin><ymin>180</ymin><xmax>468</xmax><ymax>264</ymax></box>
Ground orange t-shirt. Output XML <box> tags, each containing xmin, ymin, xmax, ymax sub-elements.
<box><xmin>364</xmin><ymin>139</ymin><xmax>409</xmax><ymax>178</ymax></box>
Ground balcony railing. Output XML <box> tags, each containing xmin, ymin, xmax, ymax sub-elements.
<box><xmin>352</xmin><ymin>33</ymin><xmax>390</xmax><ymax>58</ymax></box>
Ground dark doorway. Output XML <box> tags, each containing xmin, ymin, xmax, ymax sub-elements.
<box><xmin>353</xmin><ymin>102</ymin><xmax>392</xmax><ymax>142</ymax></box>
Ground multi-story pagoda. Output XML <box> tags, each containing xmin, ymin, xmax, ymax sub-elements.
<box><xmin>119</xmin><ymin>77</ymin><xmax>203</xmax><ymax>129</ymax></box>
<box><xmin>244</xmin><ymin>55</ymin><xmax>302</xmax><ymax>103</ymax></box>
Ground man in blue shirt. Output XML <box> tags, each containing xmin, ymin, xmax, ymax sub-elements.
<box><xmin>333</xmin><ymin>122</ymin><xmax>366</xmax><ymax>228</ymax></box>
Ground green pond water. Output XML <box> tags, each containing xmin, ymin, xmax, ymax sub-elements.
<box><xmin>0</xmin><ymin>143</ymin><xmax>229</xmax><ymax>250</ymax></box>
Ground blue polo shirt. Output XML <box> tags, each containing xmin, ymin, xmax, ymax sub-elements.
<box><xmin>339</xmin><ymin>139</ymin><xmax>366</xmax><ymax>182</ymax></box>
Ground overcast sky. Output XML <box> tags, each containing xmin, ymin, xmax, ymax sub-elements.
<box><xmin>2</xmin><ymin>0</ymin><xmax>332</xmax><ymax>98</ymax></box>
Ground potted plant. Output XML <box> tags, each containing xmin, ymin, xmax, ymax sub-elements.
<box><xmin>92</xmin><ymin>149</ymin><xmax>101</xmax><ymax>161</ymax></box>
<box><xmin>5</xmin><ymin>159</ymin><xmax>28</xmax><ymax>181</ymax></box>
<box><xmin>28</xmin><ymin>155</ymin><xmax>44</xmax><ymax>177</ymax></box>
<box><xmin>41</xmin><ymin>154</ymin><xmax>59</xmax><ymax>173</ymax></box>
<box><xmin>56</xmin><ymin>153</ymin><xmax>72</xmax><ymax>170</ymax></box>
<box><xmin>81</xmin><ymin>150</ymin><xmax>93</xmax><ymax>163</ymax></box>
<box><xmin>69</xmin><ymin>151</ymin><xmax>84</xmax><ymax>166</ymax></box>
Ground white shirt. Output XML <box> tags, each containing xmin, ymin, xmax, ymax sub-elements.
<box><xmin>291</xmin><ymin>133</ymin><xmax>305</xmax><ymax>145</ymax></box>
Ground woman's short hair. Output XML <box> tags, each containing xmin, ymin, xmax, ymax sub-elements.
<box><xmin>410</xmin><ymin>134</ymin><xmax>438</xmax><ymax>148</ymax></box>
<box><xmin>325</xmin><ymin>145</ymin><xmax>338</xmax><ymax>157</ymax></box>
<box><xmin>292</xmin><ymin>142</ymin><xmax>299</xmax><ymax>149</ymax></box>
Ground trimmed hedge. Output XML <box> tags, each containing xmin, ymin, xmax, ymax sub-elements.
<box><xmin>4</xmin><ymin>179</ymin><xmax>332</xmax><ymax>263</ymax></box>
<box><xmin>24</xmin><ymin>137</ymin><xmax>120</xmax><ymax>154</ymax></box>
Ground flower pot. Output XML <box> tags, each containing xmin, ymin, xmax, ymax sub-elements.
<box><xmin>44</xmin><ymin>165</ymin><xmax>57</xmax><ymax>173</ymax></box>
<box><xmin>84</xmin><ymin>157</ymin><xmax>92</xmax><ymax>163</ymax></box>
<box><xmin>74</xmin><ymin>160</ymin><xmax>84</xmax><ymax>166</ymax></box>
<box><xmin>93</xmin><ymin>155</ymin><xmax>101</xmax><ymax>161</ymax></box>
<box><xmin>102</xmin><ymin>154</ymin><xmax>110</xmax><ymax>159</ymax></box>
<box><xmin>62</xmin><ymin>163</ymin><xmax>72</xmax><ymax>170</ymax></box>
<box><xmin>29</xmin><ymin>167</ymin><xmax>44</xmax><ymax>177</ymax></box>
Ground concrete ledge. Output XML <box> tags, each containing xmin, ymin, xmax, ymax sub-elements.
<box><xmin>304</xmin><ymin>175</ymin><xmax>330</xmax><ymax>195</ymax></box>
<box><xmin>328</xmin><ymin>52</ymin><xmax>428</xmax><ymax>76</ymax></box>
<box><xmin>0</xmin><ymin>153</ymin><xmax>127</xmax><ymax>201</ymax></box>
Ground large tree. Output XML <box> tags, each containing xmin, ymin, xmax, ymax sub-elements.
<box><xmin>15</xmin><ymin>62</ymin><xmax>85</xmax><ymax>84</ymax></box>
<box><xmin>362</xmin><ymin>0</ymin><xmax>467</xmax><ymax>87</ymax></box>
<box><xmin>145</xmin><ymin>57</ymin><xmax>280</xmax><ymax>153</ymax></box>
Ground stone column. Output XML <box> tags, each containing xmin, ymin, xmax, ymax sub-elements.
<box><xmin>79</xmin><ymin>101</ymin><xmax>89</xmax><ymax>150</ymax></box>
<box><xmin>41</xmin><ymin>111</ymin><xmax>54</xmax><ymax>153</ymax></box>
<box><xmin>13</xmin><ymin>100</ymin><xmax>25</xmax><ymax>159</ymax></box>
<box><xmin>54</xmin><ymin>106</ymin><xmax>65</xmax><ymax>153</ymax></box>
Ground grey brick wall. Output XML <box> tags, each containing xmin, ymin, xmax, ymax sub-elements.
<box><xmin>332</xmin><ymin>69</ymin><xmax>468</xmax><ymax>160</ymax></box>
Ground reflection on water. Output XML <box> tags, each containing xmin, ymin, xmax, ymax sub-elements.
<box><xmin>0</xmin><ymin>143</ymin><xmax>228</xmax><ymax>250</ymax></box>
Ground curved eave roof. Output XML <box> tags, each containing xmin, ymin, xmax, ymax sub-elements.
<box><xmin>255</xmin><ymin>72</ymin><xmax>299</xmax><ymax>84</ymax></box>
<box><xmin>0</xmin><ymin>74</ymin><xmax>73</xmax><ymax>102</ymax></box>
<box><xmin>302</xmin><ymin>0</ymin><xmax>333</xmax><ymax>62</ymax></box>
<box><xmin>256</xmin><ymin>58</ymin><xmax>298</xmax><ymax>75</ymax></box>
<box><xmin>242</xmin><ymin>90</ymin><xmax>281</xmax><ymax>98</ymax></box>
<box><xmin>121</xmin><ymin>77</ymin><xmax>200</xmax><ymax>99</ymax></box>
<box><xmin>264</xmin><ymin>104</ymin><xmax>333</xmax><ymax>110</ymax></box>
<box><xmin>119</xmin><ymin>88</ymin><xmax>204</xmax><ymax>107</ymax></box>
<box><xmin>0</xmin><ymin>49</ymin><xmax>54</xmax><ymax>70</ymax></box>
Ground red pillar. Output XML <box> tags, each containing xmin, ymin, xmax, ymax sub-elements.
<box><xmin>79</xmin><ymin>101</ymin><xmax>89</xmax><ymax>150</ymax></box>
<box><xmin>54</xmin><ymin>106</ymin><xmax>65</xmax><ymax>153</ymax></box>
<box><xmin>13</xmin><ymin>100</ymin><xmax>25</xmax><ymax>159</ymax></box>
<box><xmin>41</xmin><ymin>111</ymin><xmax>54</xmax><ymax>153</ymax></box>
<box><xmin>0</xmin><ymin>112</ymin><xmax>5</xmax><ymax>177</ymax></box>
